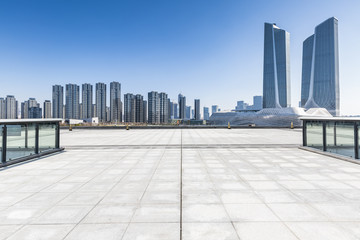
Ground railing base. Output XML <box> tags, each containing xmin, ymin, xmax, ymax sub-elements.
<box><xmin>299</xmin><ymin>146</ymin><xmax>360</xmax><ymax>165</ymax></box>
<box><xmin>0</xmin><ymin>148</ymin><xmax>65</xmax><ymax>168</ymax></box>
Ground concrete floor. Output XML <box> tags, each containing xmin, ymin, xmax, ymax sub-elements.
<box><xmin>1</xmin><ymin>129</ymin><xmax>360</xmax><ymax>239</ymax></box>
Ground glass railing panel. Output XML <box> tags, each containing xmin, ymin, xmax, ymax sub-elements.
<box><xmin>6</xmin><ymin>124</ymin><xmax>36</xmax><ymax>161</ymax></box>
<box><xmin>39</xmin><ymin>123</ymin><xmax>56</xmax><ymax>152</ymax></box>
<box><xmin>306</xmin><ymin>121</ymin><xmax>323</xmax><ymax>150</ymax></box>
<box><xmin>327</xmin><ymin>121</ymin><xmax>354</xmax><ymax>158</ymax></box>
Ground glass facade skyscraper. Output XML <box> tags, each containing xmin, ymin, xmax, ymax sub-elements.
<box><xmin>203</xmin><ymin>107</ymin><xmax>209</xmax><ymax>120</ymax></box>
<box><xmin>52</xmin><ymin>85</ymin><xmax>63</xmax><ymax>119</ymax></box>
<box><xmin>65</xmin><ymin>84</ymin><xmax>80</xmax><ymax>119</ymax></box>
<box><xmin>178</xmin><ymin>94</ymin><xmax>186</xmax><ymax>120</ymax></box>
<box><xmin>110</xmin><ymin>81</ymin><xmax>122</xmax><ymax>123</ymax></box>
<box><xmin>301</xmin><ymin>17</ymin><xmax>339</xmax><ymax>116</ymax></box>
<box><xmin>194</xmin><ymin>99</ymin><xmax>200</xmax><ymax>120</ymax></box>
<box><xmin>148</xmin><ymin>91</ymin><xmax>160</xmax><ymax>124</ymax></box>
<box><xmin>96</xmin><ymin>83</ymin><xmax>107</xmax><ymax>122</ymax></box>
<box><xmin>263</xmin><ymin>23</ymin><xmax>291</xmax><ymax>108</ymax></box>
<box><xmin>82</xmin><ymin>83</ymin><xmax>93</xmax><ymax>119</ymax></box>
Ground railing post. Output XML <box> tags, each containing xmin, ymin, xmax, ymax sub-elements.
<box><xmin>55</xmin><ymin>122</ymin><xmax>60</xmax><ymax>149</ymax></box>
<box><xmin>1</xmin><ymin>125</ymin><xmax>6</xmax><ymax>163</ymax></box>
<box><xmin>334</xmin><ymin>122</ymin><xmax>337</xmax><ymax>146</ymax></box>
<box><xmin>322</xmin><ymin>121</ymin><xmax>327</xmax><ymax>152</ymax></box>
<box><xmin>25</xmin><ymin>124</ymin><xmax>28</xmax><ymax>149</ymax></box>
<box><xmin>354</xmin><ymin>122</ymin><xmax>359</xmax><ymax>159</ymax></box>
<box><xmin>302</xmin><ymin>120</ymin><xmax>307</xmax><ymax>146</ymax></box>
<box><xmin>35</xmin><ymin>124</ymin><xmax>39</xmax><ymax>154</ymax></box>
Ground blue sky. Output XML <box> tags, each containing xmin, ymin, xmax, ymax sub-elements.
<box><xmin>0</xmin><ymin>0</ymin><xmax>359</xmax><ymax>115</ymax></box>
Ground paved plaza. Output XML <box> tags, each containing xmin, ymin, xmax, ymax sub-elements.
<box><xmin>1</xmin><ymin>128</ymin><xmax>360</xmax><ymax>239</ymax></box>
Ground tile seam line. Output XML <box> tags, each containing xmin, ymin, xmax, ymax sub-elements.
<box><xmin>180</xmin><ymin>128</ymin><xmax>183</xmax><ymax>240</ymax></box>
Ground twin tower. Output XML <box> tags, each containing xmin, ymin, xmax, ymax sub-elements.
<box><xmin>263</xmin><ymin>17</ymin><xmax>340</xmax><ymax>116</ymax></box>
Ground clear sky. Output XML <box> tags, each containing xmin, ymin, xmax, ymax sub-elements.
<box><xmin>0</xmin><ymin>0</ymin><xmax>359</xmax><ymax>115</ymax></box>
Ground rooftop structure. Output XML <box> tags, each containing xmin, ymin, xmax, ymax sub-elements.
<box><xmin>210</xmin><ymin>107</ymin><xmax>332</xmax><ymax>127</ymax></box>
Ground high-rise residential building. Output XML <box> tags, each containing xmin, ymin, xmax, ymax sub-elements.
<box><xmin>82</xmin><ymin>83</ymin><xmax>93</xmax><ymax>119</ymax></box>
<box><xmin>92</xmin><ymin>104</ymin><xmax>96</xmax><ymax>117</ymax></box>
<box><xmin>253</xmin><ymin>96</ymin><xmax>263</xmax><ymax>110</ymax></box>
<box><xmin>148</xmin><ymin>91</ymin><xmax>160</xmax><ymax>124</ymax></box>
<box><xmin>21</xmin><ymin>98</ymin><xmax>38</xmax><ymax>119</ymax></box>
<box><xmin>301</xmin><ymin>17</ymin><xmax>339</xmax><ymax>116</ymax></box>
<box><xmin>43</xmin><ymin>100</ymin><xmax>51</xmax><ymax>118</ymax></box>
<box><xmin>110</xmin><ymin>81</ymin><xmax>122</xmax><ymax>123</ymax></box>
<box><xmin>263</xmin><ymin>23</ymin><xmax>291</xmax><ymax>108</ymax></box>
<box><xmin>194</xmin><ymin>99</ymin><xmax>201</xmax><ymax>120</ymax></box>
<box><xmin>143</xmin><ymin>100</ymin><xmax>147</xmax><ymax>123</ymax></box>
<box><xmin>96</xmin><ymin>83</ymin><xmax>107</xmax><ymax>122</ymax></box>
<box><xmin>29</xmin><ymin>106</ymin><xmax>42</xmax><ymax>119</ymax></box>
<box><xmin>211</xmin><ymin>105</ymin><xmax>219</xmax><ymax>115</ymax></box>
<box><xmin>52</xmin><ymin>85</ymin><xmax>64</xmax><ymax>118</ymax></box>
<box><xmin>186</xmin><ymin>106</ymin><xmax>191</xmax><ymax>120</ymax></box>
<box><xmin>65</xmin><ymin>84</ymin><xmax>80</xmax><ymax>119</ymax></box>
<box><xmin>159</xmin><ymin>92</ymin><xmax>168</xmax><ymax>124</ymax></box>
<box><xmin>0</xmin><ymin>98</ymin><xmax>6</xmax><ymax>119</ymax></box>
<box><xmin>167</xmin><ymin>99</ymin><xmax>171</xmax><ymax>121</ymax></box>
<box><xmin>124</xmin><ymin>93</ymin><xmax>135</xmax><ymax>123</ymax></box>
<box><xmin>203</xmin><ymin>107</ymin><xmax>210</xmax><ymax>120</ymax></box>
<box><xmin>135</xmin><ymin>94</ymin><xmax>144</xmax><ymax>123</ymax></box>
<box><xmin>178</xmin><ymin>94</ymin><xmax>186</xmax><ymax>119</ymax></box>
<box><xmin>173</xmin><ymin>103</ymin><xmax>178</xmax><ymax>119</ymax></box>
<box><xmin>6</xmin><ymin>95</ymin><xmax>17</xmax><ymax>119</ymax></box>
<box><xmin>191</xmin><ymin>109</ymin><xmax>194</xmax><ymax>119</ymax></box>
<box><xmin>79</xmin><ymin>103</ymin><xmax>83</xmax><ymax>119</ymax></box>
<box><xmin>106</xmin><ymin>106</ymin><xmax>111</xmax><ymax>122</ymax></box>
<box><xmin>169</xmin><ymin>102</ymin><xmax>174</xmax><ymax>119</ymax></box>
<box><xmin>170</xmin><ymin>102</ymin><xmax>178</xmax><ymax>119</ymax></box>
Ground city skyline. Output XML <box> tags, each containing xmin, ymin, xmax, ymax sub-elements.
<box><xmin>0</xmin><ymin>1</ymin><xmax>360</xmax><ymax>114</ymax></box>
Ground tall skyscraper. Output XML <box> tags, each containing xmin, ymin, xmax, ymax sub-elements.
<box><xmin>167</xmin><ymin>99</ymin><xmax>171</xmax><ymax>122</ymax></box>
<box><xmin>203</xmin><ymin>107</ymin><xmax>210</xmax><ymax>120</ymax></box>
<box><xmin>194</xmin><ymin>99</ymin><xmax>201</xmax><ymax>120</ymax></box>
<box><xmin>186</xmin><ymin>106</ymin><xmax>191</xmax><ymax>120</ymax></box>
<box><xmin>211</xmin><ymin>105</ymin><xmax>219</xmax><ymax>115</ymax></box>
<box><xmin>124</xmin><ymin>93</ymin><xmax>135</xmax><ymax>122</ymax></box>
<box><xmin>301</xmin><ymin>17</ymin><xmax>340</xmax><ymax>116</ymax></box>
<box><xmin>159</xmin><ymin>92</ymin><xmax>168</xmax><ymax>124</ymax></box>
<box><xmin>82</xmin><ymin>83</ymin><xmax>93</xmax><ymax>119</ymax></box>
<box><xmin>52</xmin><ymin>85</ymin><xmax>64</xmax><ymax>118</ymax></box>
<box><xmin>178</xmin><ymin>94</ymin><xmax>186</xmax><ymax>119</ymax></box>
<box><xmin>135</xmin><ymin>94</ymin><xmax>144</xmax><ymax>123</ymax></box>
<box><xmin>148</xmin><ymin>91</ymin><xmax>160</xmax><ymax>124</ymax></box>
<box><xmin>0</xmin><ymin>98</ymin><xmax>6</xmax><ymax>119</ymax></box>
<box><xmin>43</xmin><ymin>100</ymin><xmax>51</xmax><ymax>118</ymax></box>
<box><xmin>173</xmin><ymin>103</ymin><xmax>178</xmax><ymax>119</ymax></box>
<box><xmin>65</xmin><ymin>84</ymin><xmax>80</xmax><ymax>119</ymax></box>
<box><xmin>5</xmin><ymin>95</ymin><xmax>17</xmax><ymax>119</ymax></box>
<box><xmin>143</xmin><ymin>100</ymin><xmax>147</xmax><ymax>123</ymax></box>
<box><xmin>110</xmin><ymin>82</ymin><xmax>122</xmax><ymax>123</ymax></box>
<box><xmin>263</xmin><ymin>23</ymin><xmax>291</xmax><ymax>108</ymax></box>
<box><xmin>96</xmin><ymin>83</ymin><xmax>107</xmax><ymax>122</ymax></box>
